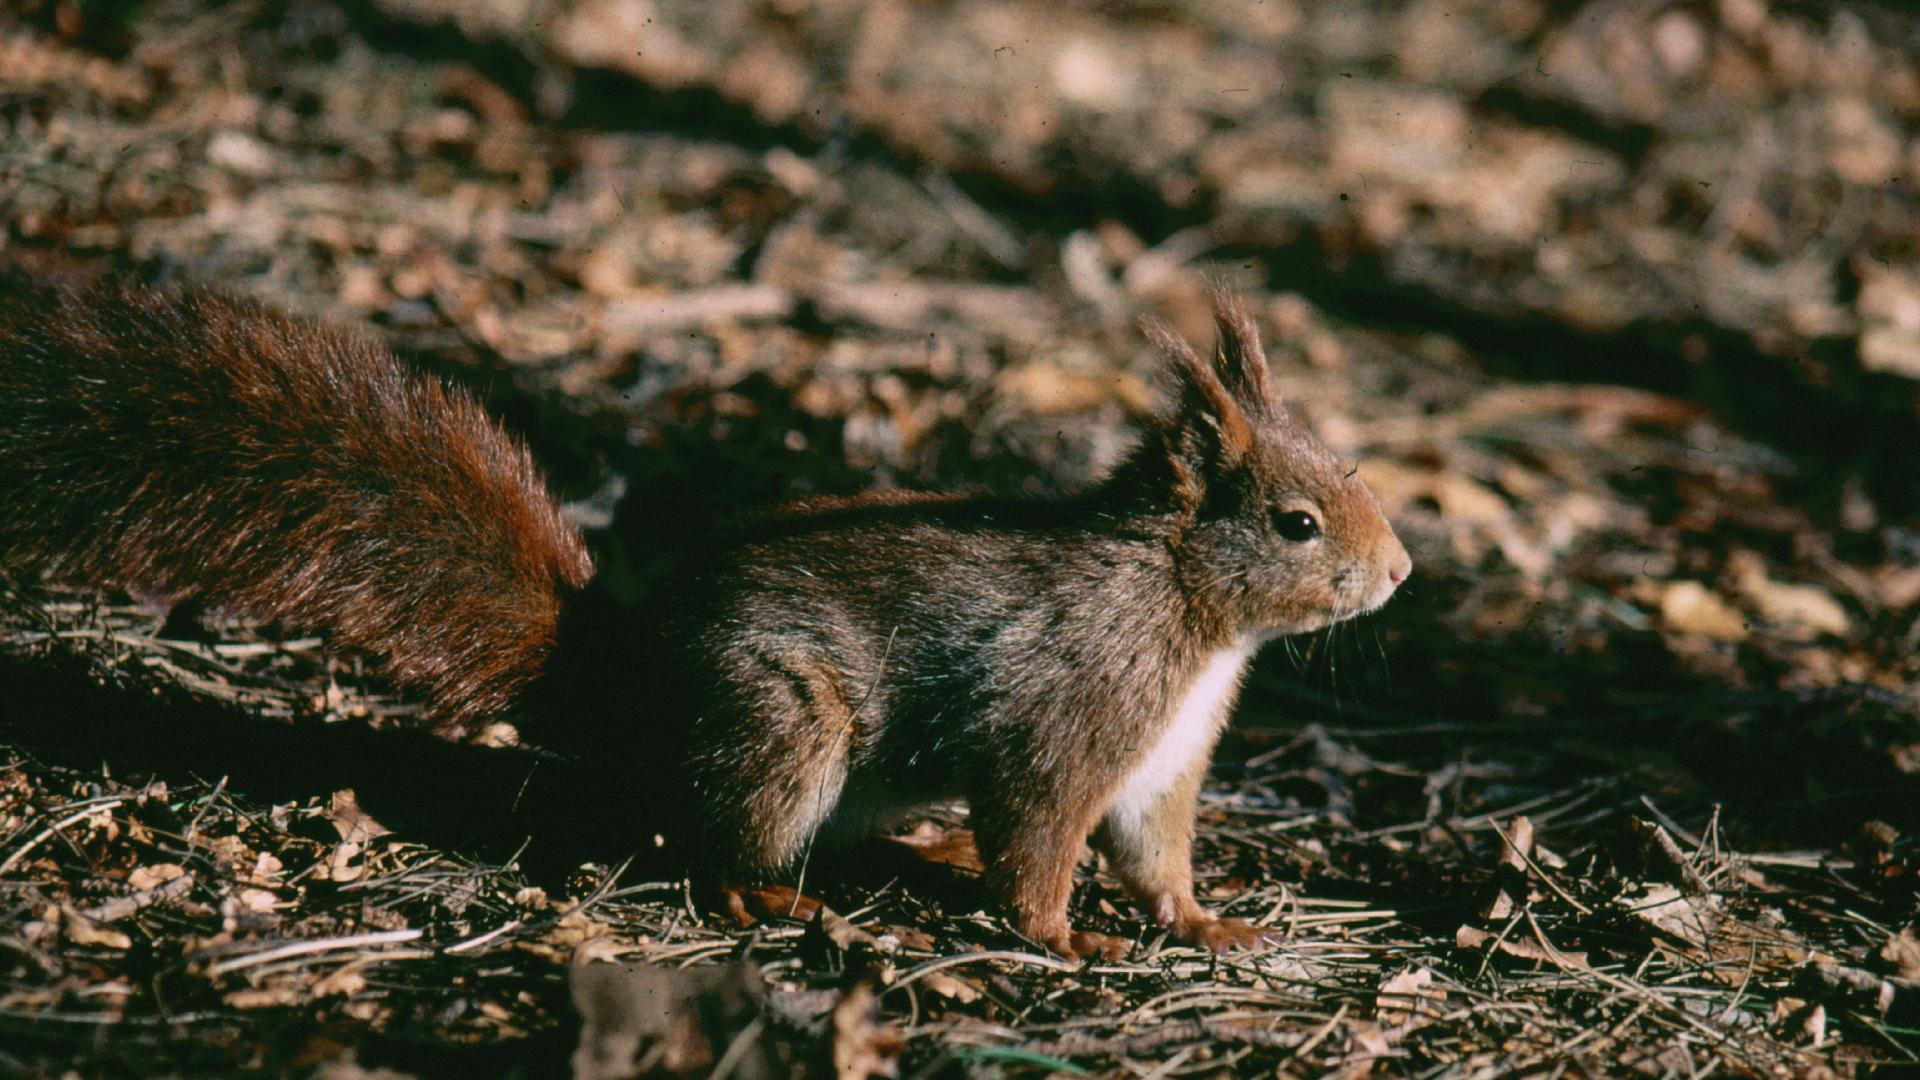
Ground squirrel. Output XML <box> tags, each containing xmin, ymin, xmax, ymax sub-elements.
<box><xmin>0</xmin><ymin>275</ymin><xmax>1410</xmax><ymax>960</ymax></box>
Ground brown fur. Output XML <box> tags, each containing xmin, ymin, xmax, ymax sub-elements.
<box><xmin>0</xmin><ymin>279</ymin><xmax>592</xmax><ymax>730</ymax></box>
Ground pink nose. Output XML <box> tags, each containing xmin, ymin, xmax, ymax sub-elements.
<box><xmin>1388</xmin><ymin>552</ymin><xmax>1411</xmax><ymax>586</ymax></box>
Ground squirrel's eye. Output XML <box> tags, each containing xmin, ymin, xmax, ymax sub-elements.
<box><xmin>1272</xmin><ymin>509</ymin><xmax>1320</xmax><ymax>542</ymax></box>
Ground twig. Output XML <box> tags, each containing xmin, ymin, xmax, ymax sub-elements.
<box><xmin>205</xmin><ymin>928</ymin><xmax>425</xmax><ymax>977</ymax></box>
<box><xmin>0</xmin><ymin>799</ymin><xmax>125</xmax><ymax>876</ymax></box>
<box><xmin>79</xmin><ymin>873</ymin><xmax>196</xmax><ymax>923</ymax></box>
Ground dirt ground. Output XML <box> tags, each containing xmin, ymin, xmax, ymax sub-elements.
<box><xmin>3</xmin><ymin>0</ymin><xmax>1919</xmax><ymax>1075</ymax></box>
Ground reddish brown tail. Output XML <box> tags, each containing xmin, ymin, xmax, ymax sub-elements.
<box><xmin>0</xmin><ymin>279</ymin><xmax>593</xmax><ymax>730</ymax></box>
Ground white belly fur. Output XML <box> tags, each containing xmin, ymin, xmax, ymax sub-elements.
<box><xmin>1108</xmin><ymin>638</ymin><xmax>1256</xmax><ymax>824</ymax></box>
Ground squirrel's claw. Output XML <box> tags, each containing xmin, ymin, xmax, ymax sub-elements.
<box><xmin>1174</xmin><ymin>916</ymin><xmax>1280</xmax><ymax>954</ymax></box>
<box><xmin>1041</xmin><ymin>928</ymin><xmax>1133</xmax><ymax>962</ymax></box>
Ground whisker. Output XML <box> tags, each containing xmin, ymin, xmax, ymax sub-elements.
<box><xmin>1321</xmin><ymin>609</ymin><xmax>1340</xmax><ymax>716</ymax></box>
<box><xmin>1204</xmin><ymin>568</ymin><xmax>1249</xmax><ymax>592</ymax></box>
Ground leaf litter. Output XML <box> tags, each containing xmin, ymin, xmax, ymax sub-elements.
<box><xmin>3</xmin><ymin>0</ymin><xmax>1919</xmax><ymax>1075</ymax></box>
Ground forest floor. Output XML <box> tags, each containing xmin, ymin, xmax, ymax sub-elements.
<box><xmin>3</xmin><ymin>0</ymin><xmax>1919</xmax><ymax>1075</ymax></box>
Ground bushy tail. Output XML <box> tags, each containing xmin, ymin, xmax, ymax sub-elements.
<box><xmin>0</xmin><ymin>278</ymin><xmax>593</xmax><ymax>730</ymax></box>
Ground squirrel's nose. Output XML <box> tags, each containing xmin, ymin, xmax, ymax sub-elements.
<box><xmin>1387</xmin><ymin>550</ymin><xmax>1411</xmax><ymax>587</ymax></box>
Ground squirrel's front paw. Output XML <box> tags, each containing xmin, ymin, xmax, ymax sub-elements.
<box><xmin>1173</xmin><ymin>916</ymin><xmax>1280</xmax><ymax>954</ymax></box>
<box><xmin>1039</xmin><ymin>928</ymin><xmax>1132</xmax><ymax>962</ymax></box>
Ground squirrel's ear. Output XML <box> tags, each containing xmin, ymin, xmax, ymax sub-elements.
<box><xmin>1208</xmin><ymin>288</ymin><xmax>1279</xmax><ymax>417</ymax></box>
<box><xmin>1142</xmin><ymin>316</ymin><xmax>1253</xmax><ymax>461</ymax></box>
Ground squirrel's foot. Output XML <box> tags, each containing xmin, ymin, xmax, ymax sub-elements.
<box><xmin>1035</xmin><ymin>926</ymin><xmax>1132</xmax><ymax>962</ymax></box>
<box><xmin>1171</xmin><ymin>915</ymin><xmax>1280</xmax><ymax>954</ymax></box>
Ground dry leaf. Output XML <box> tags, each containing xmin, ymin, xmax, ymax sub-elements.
<box><xmin>830</xmin><ymin>980</ymin><xmax>903</xmax><ymax>1080</ymax></box>
<box><xmin>725</xmin><ymin>883</ymin><xmax>825</xmax><ymax>926</ymax></box>
<box><xmin>1728</xmin><ymin>553</ymin><xmax>1851</xmax><ymax>640</ymax></box>
<box><xmin>570</xmin><ymin>958</ymin><xmax>766</xmax><ymax>1079</ymax></box>
<box><xmin>1880</xmin><ymin>929</ymin><xmax>1920</xmax><ymax>982</ymax></box>
<box><xmin>128</xmin><ymin>862</ymin><xmax>187</xmax><ymax>891</ymax></box>
<box><xmin>1342</xmin><ymin>1019</ymin><xmax>1394</xmax><ymax>1069</ymax></box>
<box><xmin>1620</xmin><ymin>884</ymin><xmax>1718</xmax><ymax>952</ymax></box>
<box><xmin>547</xmin><ymin>905</ymin><xmax>614</xmax><ymax>950</ymax></box>
<box><xmin>918</xmin><ymin>971</ymin><xmax>982</xmax><ymax>1003</ymax></box>
<box><xmin>1455</xmin><ymin>924</ymin><xmax>1588</xmax><ymax>968</ymax></box>
<box><xmin>1659</xmin><ymin>581</ymin><xmax>1749</xmax><ymax>641</ymax></box>
<box><xmin>312</xmin><ymin>963</ymin><xmax>369</xmax><ymax>999</ymax></box>
<box><xmin>325</xmin><ymin>840</ymin><xmax>366</xmax><ymax>884</ymax></box>
<box><xmin>816</xmin><ymin>907</ymin><xmax>883</xmax><ymax>953</ymax></box>
<box><xmin>225</xmin><ymin>984</ymin><xmax>302</xmax><ymax>1010</ymax></box>
<box><xmin>1482</xmin><ymin>815</ymin><xmax>1534</xmax><ymax>921</ymax></box>
<box><xmin>326</xmin><ymin>789</ymin><xmax>393</xmax><ymax>843</ymax></box>
<box><xmin>994</xmin><ymin>363</ymin><xmax>1126</xmax><ymax>416</ymax></box>
<box><xmin>889</xmin><ymin>823</ymin><xmax>985</xmax><ymax>873</ymax></box>
<box><xmin>61</xmin><ymin>908</ymin><xmax>132</xmax><ymax>950</ymax></box>
<box><xmin>884</xmin><ymin>926</ymin><xmax>937</xmax><ymax>953</ymax></box>
<box><xmin>1375</xmin><ymin>966</ymin><xmax>1441</xmax><ymax>1032</ymax></box>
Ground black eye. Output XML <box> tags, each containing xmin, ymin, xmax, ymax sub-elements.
<box><xmin>1273</xmin><ymin>509</ymin><xmax>1320</xmax><ymax>542</ymax></box>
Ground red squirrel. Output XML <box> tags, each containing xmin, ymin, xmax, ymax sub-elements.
<box><xmin>0</xmin><ymin>277</ymin><xmax>1409</xmax><ymax>959</ymax></box>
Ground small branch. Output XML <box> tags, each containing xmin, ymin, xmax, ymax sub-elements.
<box><xmin>205</xmin><ymin>928</ymin><xmax>425</xmax><ymax>977</ymax></box>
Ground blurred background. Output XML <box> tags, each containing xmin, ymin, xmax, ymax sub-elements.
<box><xmin>3</xmin><ymin>0</ymin><xmax>1919</xmax><ymax>1074</ymax></box>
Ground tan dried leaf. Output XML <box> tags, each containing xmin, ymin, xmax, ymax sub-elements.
<box><xmin>547</xmin><ymin>905</ymin><xmax>614</xmax><ymax>950</ymax></box>
<box><xmin>61</xmin><ymin>908</ymin><xmax>132</xmax><ymax>950</ymax></box>
<box><xmin>1342</xmin><ymin>1019</ymin><xmax>1394</xmax><ymax>1069</ymax></box>
<box><xmin>1880</xmin><ymin>928</ymin><xmax>1920</xmax><ymax>982</ymax></box>
<box><xmin>918</xmin><ymin>971</ymin><xmax>982</xmax><ymax>1003</ymax></box>
<box><xmin>326</xmin><ymin>840</ymin><xmax>366</xmax><ymax>884</ymax></box>
<box><xmin>326</xmin><ymin>789</ymin><xmax>393</xmax><ymax>843</ymax></box>
<box><xmin>1455</xmin><ymin>924</ymin><xmax>1589</xmax><ymax>968</ymax></box>
<box><xmin>994</xmin><ymin>363</ymin><xmax>1125</xmax><ymax>416</ymax></box>
<box><xmin>312</xmin><ymin>963</ymin><xmax>370</xmax><ymax>1000</ymax></box>
<box><xmin>1659</xmin><ymin>580</ymin><xmax>1749</xmax><ymax>641</ymax></box>
<box><xmin>831</xmin><ymin>980</ymin><xmax>903</xmax><ymax>1080</ymax></box>
<box><xmin>1619</xmin><ymin>883</ymin><xmax>1717</xmax><ymax>952</ymax></box>
<box><xmin>889</xmin><ymin>823</ymin><xmax>985</xmax><ymax>873</ymax></box>
<box><xmin>128</xmin><ymin>862</ymin><xmax>187</xmax><ymax>891</ymax></box>
<box><xmin>1729</xmin><ymin>554</ymin><xmax>1851</xmax><ymax>640</ymax></box>
<box><xmin>1375</xmin><ymin>965</ymin><xmax>1441</xmax><ymax>1032</ymax></box>
<box><xmin>226</xmin><ymin>984</ymin><xmax>302</xmax><ymax>1010</ymax></box>
<box><xmin>817</xmin><ymin>907</ymin><xmax>883</xmax><ymax>953</ymax></box>
<box><xmin>885</xmin><ymin>926</ymin><xmax>937</xmax><ymax>953</ymax></box>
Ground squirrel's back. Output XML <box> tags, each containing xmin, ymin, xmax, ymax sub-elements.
<box><xmin>0</xmin><ymin>278</ymin><xmax>592</xmax><ymax>729</ymax></box>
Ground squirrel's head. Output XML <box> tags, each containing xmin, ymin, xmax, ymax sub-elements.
<box><xmin>1145</xmin><ymin>291</ymin><xmax>1410</xmax><ymax>639</ymax></box>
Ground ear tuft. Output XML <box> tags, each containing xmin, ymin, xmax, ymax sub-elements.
<box><xmin>1207</xmin><ymin>287</ymin><xmax>1278</xmax><ymax>416</ymax></box>
<box><xmin>1142</xmin><ymin>315</ymin><xmax>1253</xmax><ymax>461</ymax></box>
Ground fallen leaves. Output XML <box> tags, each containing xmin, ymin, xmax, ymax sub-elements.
<box><xmin>318</xmin><ymin>788</ymin><xmax>394</xmax><ymax>884</ymax></box>
<box><xmin>1727</xmin><ymin>551</ymin><xmax>1851</xmax><ymax>641</ymax></box>
<box><xmin>568</xmin><ymin>952</ymin><xmax>901</xmax><ymax>1080</ymax></box>
<box><xmin>57</xmin><ymin>905</ymin><xmax>132</xmax><ymax>950</ymax></box>
<box><xmin>1373</xmin><ymin>966</ymin><xmax>1444</xmax><ymax>1033</ymax></box>
<box><xmin>829</xmin><ymin>981</ymin><xmax>903</xmax><ymax>1080</ymax></box>
<box><xmin>1660</xmin><ymin>580</ymin><xmax>1751</xmax><ymax>641</ymax></box>
<box><xmin>1880</xmin><ymin>929</ymin><xmax>1920</xmax><ymax>983</ymax></box>
<box><xmin>3</xmin><ymin>1</ymin><xmax>1918</xmax><ymax>1076</ymax></box>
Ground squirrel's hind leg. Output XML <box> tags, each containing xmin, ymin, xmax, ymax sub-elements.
<box><xmin>690</xmin><ymin>650</ymin><xmax>858</xmax><ymax>878</ymax></box>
